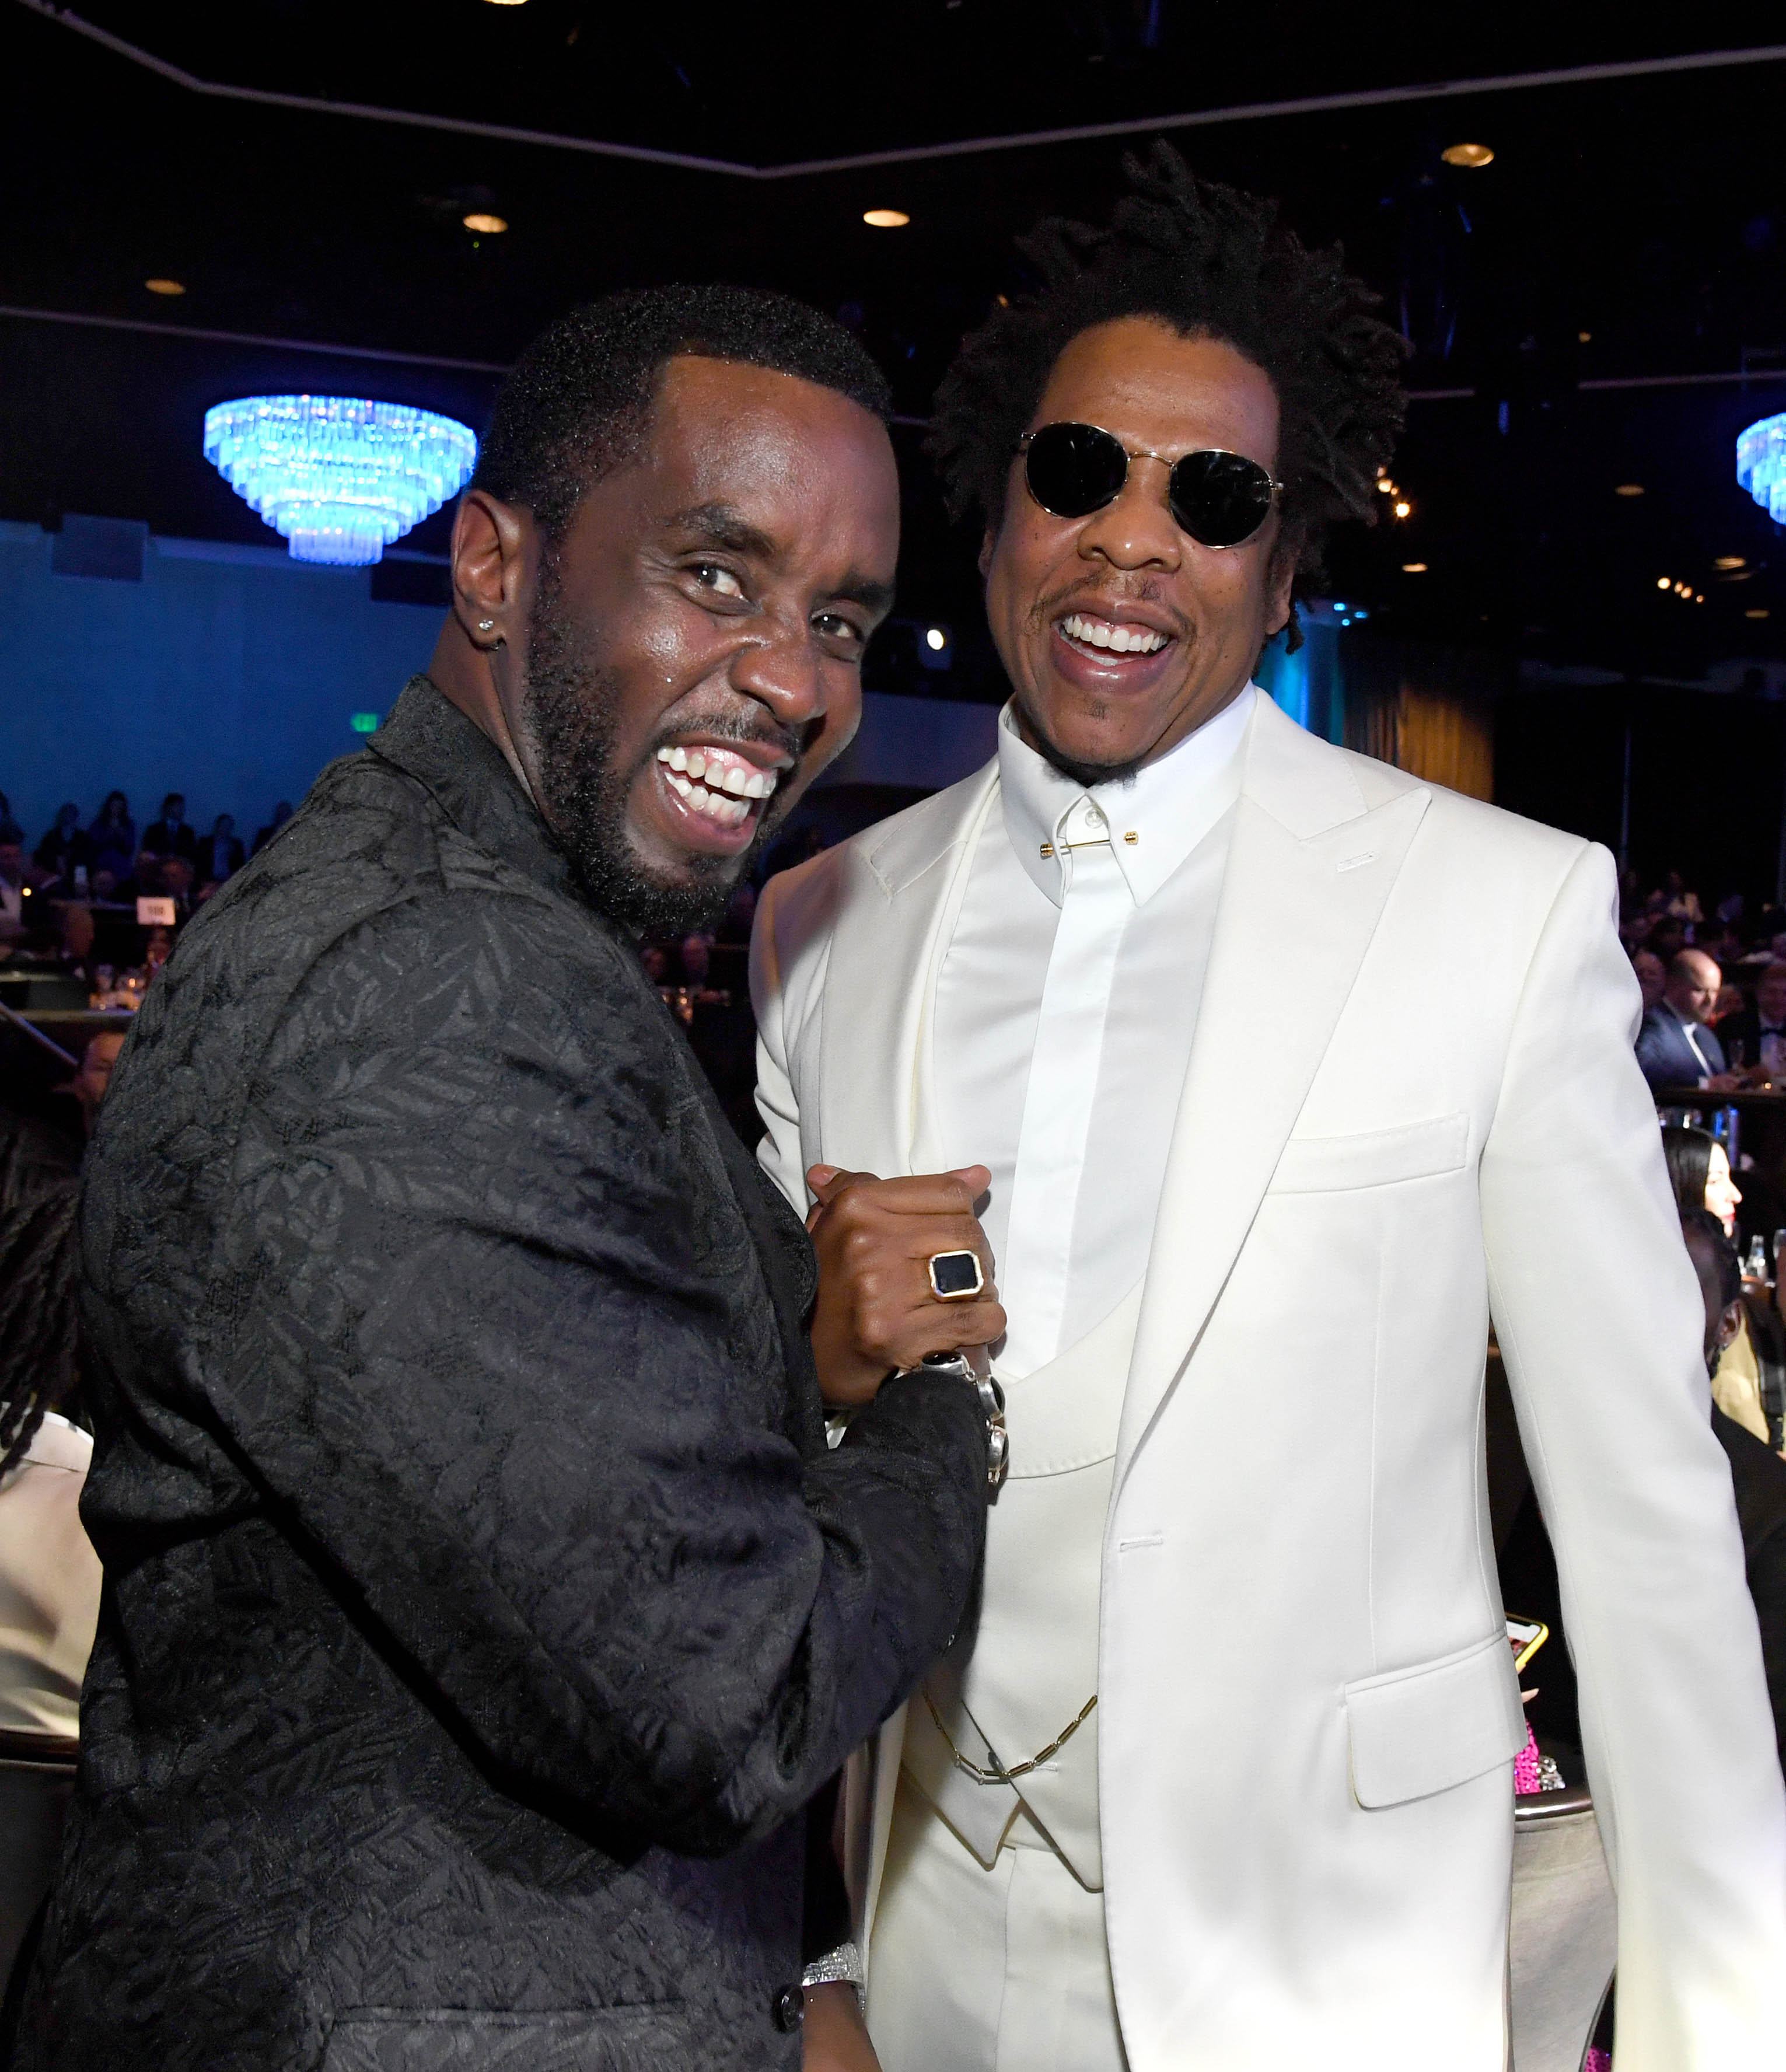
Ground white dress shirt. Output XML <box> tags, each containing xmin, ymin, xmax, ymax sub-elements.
<box><xmin>932</xmin><ymin>687</ymin><xmax>1256</xmax><ymax>1378</ymax></box>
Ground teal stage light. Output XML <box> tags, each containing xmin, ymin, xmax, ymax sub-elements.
<box><xmin>1737</xmin><ymin>413</ymin><xmax>1786</xmax><ymax>523</ymax></box>
<box><xmin>202</xmin><ymin>396</ymin><xmax>478</xmax><ymax>566</ymax></box>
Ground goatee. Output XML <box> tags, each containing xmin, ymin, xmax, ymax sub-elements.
<box><xmin>520</xmin><ymin>571</ymin><xmax>763</xmax><ymax>935</ymax></box>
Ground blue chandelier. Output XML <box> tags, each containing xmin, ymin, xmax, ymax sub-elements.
<box><xmin>202</xmin><ymin>395</ymin><xmax>478</xmax><ymax>565</ymax></box>
<box><xmin>1737</xmin><ymin>413</ymin><xmax>1786</xmax><ymax>524</ymax></box>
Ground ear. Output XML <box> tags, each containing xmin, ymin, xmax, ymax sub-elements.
<box><xmin>449</xmin><ymin>490</ymin><xmax>532</xmax><ymax>648</ymax></box>
<box><xmin>1719</xmin><ymin>1300</ymin><xmax>1743</xmax><ymax>1351</ymax></box>
<box><xmin>1263</xmin><ymin>530</ymin><xmax>1299</xmax><ymax>637</ymax></box>
<box><xmin>977</xmin><ymin>526</ymin><xmax>997</xmax><ymax>582</ymax></box>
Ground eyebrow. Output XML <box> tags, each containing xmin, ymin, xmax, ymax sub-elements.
<box><xmin>661</xmin><ymin>501</ymin><xmax>894</xmax><ymax>618</ymax></box>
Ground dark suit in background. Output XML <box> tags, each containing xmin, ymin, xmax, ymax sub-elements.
<box><xmin>138</xmin><ymin>818</ymin><xmax>197</xmax><ymax>863</ymax></box>
<box><xmin>16</xmin><ymin>679</ymin><xmax>987</xmax><ymax>2071</ymax></box>
<box><xmin>1636</xmin><ymin>1001</ymin><xmax>1726</xmax><ymax>1089</ymax></box>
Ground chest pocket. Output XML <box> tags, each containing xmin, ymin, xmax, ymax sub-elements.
<box><xmin>1271</xmin><ymin>1113</ymin><xmax>1469</xmax><ymax>1194</ymax></box>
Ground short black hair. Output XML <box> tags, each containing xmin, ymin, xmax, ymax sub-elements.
<box><xmin>930</xmin><ymin>142</ymin><xmax>1407</xmax><ymax>648</ymax></box>
<box><xmin>472</xmin><ymin>284</ymin><xmax>894</xmax><ymax>543</ymax></box>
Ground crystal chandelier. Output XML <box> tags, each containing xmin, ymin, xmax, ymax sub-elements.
<box><xmin>1737</xmin><ymin>413</ymin><xmax>1786</xmax><ymax>524</ymax></box>
<box><xmin>202</xmin><ymin>395</ymin><xmax>478</xmax><ymax>566</ymax></box>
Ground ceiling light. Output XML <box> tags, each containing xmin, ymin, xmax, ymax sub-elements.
<box><xmin>462</xmin><ymin>212</ymin><xmax>507</xmax><ymax>234</ymax></box>
<box><xmin>1748</xmin><ymin>608</ymin><xmax>1771</xmax><ymax>619</ymax></box>
<box><xmin>1441</xmin><ymin>142</ymin><xmax>1494</xmax><ymax>169</ymax></box>
<box><xmin>203</xmin><ymin>395</ymin><xmax>478</xmax><ymax>567</ymax></box>
<box><xmin>1657</xmin><ymin>576</ymin><xmax>1672</xmax><ymax>589</ymax></box>
<box><xmin>144</xmin><ymin>278</ymin><xmax>185</xmax><ymax>296</ymax></box>
<box><xmin>1375</xmin><ymin>477</ymin><xmax>1396</xmax><ymax>494</ymax></box>
<box><xmin>1393</xmin><ymin>499</ymin><xmax>1411</xmax><ymax>519</ymax></box>
<box><xmin>1614</xmin><ymin>483</ymin><xmax>1644</xmax><ymax>497</ymax></box>
<box><xmin>1401</xmin><ymin>562</ymin><xmax>1428</xmax><ymax>574</ymax></box>
<box><xmin>863</xmin><ymin>208</ymin><xmax>910</xmax><ymax>228</ymax></box>
<box><xmin>483</xmin><ymin>1</ymin><xmax>527</xmax><ymax>7</ymax></box>
<box><xmin>924</xmin><ymin>626</ymin><xmax>948</xmax><ymax>651</ymax></box>
<box><xmin>1715</xmin><ymin>555</ymin><xmax>1748</xmax><ymax>571</ymax></box>
<box><xmin>1738</xmin><ymin>413</ymin><xmax>1786</xmax><ymax>519</ymax></box>
<box><xmin>1578</xmin><ymin>330</ymin><xmax>1592</xmax><ymax>344</ymax></box>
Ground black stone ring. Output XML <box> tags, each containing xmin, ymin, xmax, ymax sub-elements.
<box><xmin>928</xmin><ymin>1250</ymin><xmax>985</xmax><ymax>1302</ymax></box>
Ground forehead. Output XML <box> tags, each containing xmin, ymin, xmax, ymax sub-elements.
<box><xmin>1032</xmin><ymin>317</ymin><xmax>1281</xmax><ymax>468</ymax></box>
<box><xmin>617</xmin><ymin>354</ymin><xmax>899</xmax><ymax>557</ymax></box>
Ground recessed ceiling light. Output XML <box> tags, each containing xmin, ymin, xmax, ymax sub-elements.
<box><xmin>484</xmin><ymin>1</ymin><xmax>527</xmax><ymax>7</ymax></box>
<box><xmin>144</xmin><ymin>278</ymin><xmax>185</xmax><ymax>296</ymax></box>
<box><xmin>1375</xmin><ymin>476</ymin><xmax>1396</xmax><ymax>494</ymax></box>
<box><xmin>1393</xmin><ymin>499</ymin><xmax>1411</xmax><ymax>519</ymax></box>
<box><xmin>1441</xmin><ymin>142</ymin><xmax>1494</xmax><ymax>169</ymax></box>
<box><xmin>1578</xmin><ymin>330</ymin><xmax>1592</xmax><ymax>344</ymax></box>
<box><xmin>863</xmin><ymin>208</ymin><xmax>910</xmax><ymax>228</ymax></box>
<box><xmin>1657</xmin><ymin>575</ymin><xmax>1672</xmax><ymax>589</ymax></box>
<box><xmin>1715</xmin><ymin>555</ymin><xmax>1748</xmax><ymax>570</ymax></box>
<box><xmin>1614</xmin><ymin>483</ymin><xmax>1644</xmax><ymax>497</ymax></box>
<box><xmin>462</xmin><ymin>212</ymin><xmax>508</xmax><ymax>234</ymax></box>
<box><xmin>1401</xmin><ymin>562</ymin><xmax>1428</xmax><ymax>574</ymax></box>
<box><xmin>1747</xmin><ymin>608</ymin><xmax>1771</xmax><ymax>619</ymax></box>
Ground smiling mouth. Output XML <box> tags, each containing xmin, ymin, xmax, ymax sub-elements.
<box><xmin>653</xmin><ymin>743</ymin><xmax>782</xmax><ymax>830</ymax></box>
<box><xmin>1056</xmin><ymin>610</ymin><xmax>1174</xmax><ymax>660</ymax></box>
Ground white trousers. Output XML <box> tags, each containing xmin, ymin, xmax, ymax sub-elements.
<box><xmin>866</xmin><ymin>1778</ymin><xmax>1129</xmax><ymax>2072</ymax></box>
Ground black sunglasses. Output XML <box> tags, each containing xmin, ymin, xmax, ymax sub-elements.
<box><xmin>1016</xmin><ymin>421</ymin><xmax>1281</xmax><ymax>549</ymax></box>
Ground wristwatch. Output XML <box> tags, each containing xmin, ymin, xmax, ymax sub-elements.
<box><xmin>917</xmin><ymin>1347</ymin><xmax>1008</xmax><ymax>1492</ymax></box>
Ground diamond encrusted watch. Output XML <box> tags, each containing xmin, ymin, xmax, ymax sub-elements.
<box><xmin>915</xmin><ymin>1347</ymin><xmax>1008</xmax><ymax>1491</ymax></box>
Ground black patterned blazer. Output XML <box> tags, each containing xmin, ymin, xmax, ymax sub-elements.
<box><xmin>14</xmin><ymin>679</ymin><xmax>986</xmax><ymax>2071</ymax></box>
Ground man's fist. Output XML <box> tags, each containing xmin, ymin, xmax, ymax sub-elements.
<box><xmin>806</xmin><ymin>1163</ymin><xmax>1006</xmax><ymax>1406</ymax></box>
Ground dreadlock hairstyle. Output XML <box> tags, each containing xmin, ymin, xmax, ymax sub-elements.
<box><xmin>0</xmin><ymin>1173</ymin><xmax>82</xmax><ymax>1483</ymax></box>
<box><xmin>929</xmin><ymin>142</ymin><xmax>1408</xmax><ymax>649</ymax></box>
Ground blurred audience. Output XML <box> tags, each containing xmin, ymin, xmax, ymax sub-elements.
<box><xmin>141</xmin><ymin>793</ymin><xmax>197</xmax><ymax>863</ymax></box>
<box><xmin>86</xmin><ymin>794</ymin><xmax>134</xmax><ymax>880</ymax></box>
<box><xmin>202</xmin><ymin>813</ymin><xmax>245</xmax><ymax>885</ymax></box>
<box><xmin>1679</xmin><ymin>1207</ymin><xmax>1786</xmax><ymax>1773</ymax></box>
<box><xmin>1637</xmin><ymin>949</ymin><xmax>1738</xmax><ymax>1091</ymax></box>
<box><xmin>32</xmin><ymin>806</ymin><xmax>92</xmax><ymax>892</ymax></box>
<box><xmin>1632</xmin><ymin>949</ymin><xmax>1666</xmax><ymax>1014</ymax></box>
<box><xmin>1718</xmin><ymin>960</ymin><xmax>1786</xmax><ymax>1077</ymax></box>
<box><xmin>0</xmin><ymin>824</ymin><xmax>25</xmax><ymax>942</ymax></box>
<box><xmin>252</xmin><ymin>801</ymin><xmax>293</xmax><ymax>855</ymax></box>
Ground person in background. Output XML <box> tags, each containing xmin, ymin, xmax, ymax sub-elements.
<box><xmin>1632</xmin><ymin>948</ymin><xmax>1666</xmax><ymax>1014</ymax></box>
<box><xmin>51</xmin><ymin>1033</ymin><xmax>127</xmax><ymax>1147</ymax></box>
<box><xmin>1719</xmin><ymin>959</ymin><xmax>1786</xmax><ymax>1077</ymax></box>
<box><xmin>1636</xmin><ymin>948</ymin><xmax>1739</xmax><ymax>1091</ymax></box>
<box><xmin>57</xmin><ymin>905</ymin><xmax>96</xmax><ymax>984</ymax></box>
<box><xmin>141</xmin><ymin>793</ymin><xmax>197</xmax><ymax>864</ymax></box>
<box><xmin>251</xmin><ymin>801</ymin><xmax>293</xmax><ymax>855</ymax></box>
<box><xmin>1661</xmin><ymin>869</ymin><xmax>1704</xmax><ymax>928</ymax></box>
<box><xmin>1680</xmin><ymin>1206</ymin><xmax>1786</xmax><ymax>1776</ymax></box>
<box><xmin>202</xmin><ymin>813</ymin><xmax>245</xmax><ymax>885</ymax></box>
<box><xmin>0</xmin><ymin>823</ymin><xmax>29</xmax><ymax>944</ymax></box>
<box><xmin>86</xmin><ymin>794</ymin><xmax>134</xmax><ymax>883</ymax></box>
<box><xmin>0</xmin><ymin>1145</ymin><xmax>103</xmax><ymax>1984</ymax></box>
<box><xmin>33</xmin><ymin>807</ymin><xmax>92</xmax><ymax>893</ymax></box>
<box><xmin>116</xmin><ymin>850</ymin><xmax>159</xmax><ymax>906</ymax></box>
<box><xmin>1661</xmin><ymin>1126</ymin><xmax>1783</xmax><ymax>1453</ymax></box>
<box><xmin>156</xmin><ymin>854</ymin><xmax>197</xmax><ymax>919</ymax></box>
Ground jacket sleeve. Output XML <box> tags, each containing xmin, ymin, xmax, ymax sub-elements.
<box><xmin>1480</xmin><ymin>842</ymin><xmax>1786</xmax><ymax>2068</ymax></box>
<box><xmin>200</xmin><ymin>887</ymin><xmax>987</xmax><ymax>1858</ymax></box>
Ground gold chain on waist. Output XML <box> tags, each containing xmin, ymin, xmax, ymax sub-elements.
<box><xmin>922</xmin><ymin>1688</ymin><xmax>1098</xmax><ymax>1786</ymax></box>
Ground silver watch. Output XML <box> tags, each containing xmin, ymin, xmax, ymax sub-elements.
<box><xmin>918</xmin><ymin>1348</ymin><xmax>1008</xmax><ymax>1491</ymax></box>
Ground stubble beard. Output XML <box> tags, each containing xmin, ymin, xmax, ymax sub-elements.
<box><xmin>520</xmin><ymin>567</ymin><xmax>768</xmax><ymax>935</ymax></box>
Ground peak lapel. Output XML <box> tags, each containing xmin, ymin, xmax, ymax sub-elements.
<box><xmin>1116</xmin><ymin>717</ymin><xmax>1431</xmax><ymax>1483</ymax></box>
<box><xmin>817</xmin><ymin>765</ymin><xmax>998</xmax><ymax>1180</ymax></box>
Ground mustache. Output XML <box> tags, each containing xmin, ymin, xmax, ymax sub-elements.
<box><xmin>1022</xmin><ymin>576</ymin><xmax>1189</xmax><ymax>637</ymax></box>
<box><xmin>645</xmin><ymin>708</ymin><xmax>810</xmax><ymax>767</ymax></box>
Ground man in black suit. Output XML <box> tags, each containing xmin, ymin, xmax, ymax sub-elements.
<box><xmin>139</xmin><ymin>792</ymin><xmax>197</xmax><ymax>863</ymax></box>
<box><xmin>1636</xmin><ymin>947</ymin><xmax>1739</xmax><ymax>1091</ymax></box>
<box><xmin>1719</xmin><ymin>960</ymin><xmax>1786</xmax><ymax>1076</ymax></box>
<box><xmin>199</xmin><ymin>811</ymin><xmax>246</xmax><ymax>885</ymax></box>
<box><xmin>16</xmin><ymin>288</ymin><xmax>1004</xmax><ymax>2071</ymax></box>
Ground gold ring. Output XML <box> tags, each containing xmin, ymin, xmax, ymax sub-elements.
<box><xmin>927</xmin><ymin>1250</ymin><xmax>984</xmax><ymax>1302</ymax></box>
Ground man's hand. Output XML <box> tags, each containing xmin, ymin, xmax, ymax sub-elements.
<box><xmin>802</xmin><ymin>1984</ymin><xmax>882</xmax><ymax>2071</ymax></box>
<box><xmin>807</xmin><ymin>1163</ymin><xmax>1006</xmax><ymax>1406</ymax></box>
<box><xmin>1705</xmin><ymin>1071</ymin><xmax>1745</xmax><ymax>1094</ymax></box>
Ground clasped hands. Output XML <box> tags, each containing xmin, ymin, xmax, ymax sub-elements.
<box><xmin>806</xmin><ymin>1162</ymin><xmax>1006</xmax><ymax>1406</ymax></box>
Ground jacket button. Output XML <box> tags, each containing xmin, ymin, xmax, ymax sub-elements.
<box><xmin>771</xmin><ymin>1984</ymin><xmax>805</xmax><ymax>2032</ymax></box>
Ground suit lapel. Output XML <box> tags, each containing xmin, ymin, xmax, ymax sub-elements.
<box><xmin>818</xmin><ymin>766</ymin><xmax>999</xmax><ymax>1180</ymax></box>
<box><xmin>1116</xmin><ymin>705</ymin><xmax>1432</xmax><ymax>1483</ymax></box>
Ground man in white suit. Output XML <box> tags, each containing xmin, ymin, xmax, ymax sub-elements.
<box><xmin>757</xmin><ymin>147</ymin><xmax>1786</xmax><ymax>2071</ymax></box>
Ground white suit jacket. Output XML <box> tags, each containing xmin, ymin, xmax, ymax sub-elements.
<box><xmin>752</xmin><ymin>697</ymin><xmax>1786</xmax><ymax>2070</ymax></box>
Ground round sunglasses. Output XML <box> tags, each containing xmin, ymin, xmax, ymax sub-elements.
<box><xmin>1016</xmin><ymin>421</ymin><xmax>1281</xmax><ymax>549</ymax></box>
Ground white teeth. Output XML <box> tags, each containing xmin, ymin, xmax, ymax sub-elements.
<box><xmin>1061</xmin><ymin>612</ymin><xmax>1168</xmax><ymax>656</ymax></box>
<box><xmin>722</xmin><ymin>766</ymin><xmax>750</xmax><ymax>795</ymax></box>
<box><xmin>685</xmin><ymin>751</ymin><xmax>707</xmax><ymax>780</ymax></box>
<box><xmin>745</xmin><ymin>770</ymin><xmax>771</xmax><ymax>799</ymax></box>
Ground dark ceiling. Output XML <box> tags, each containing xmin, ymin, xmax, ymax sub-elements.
<box><xmin>6</xmin><ymin>0</ymin><xmax>1786</xmax><ymax>690</ymax></box>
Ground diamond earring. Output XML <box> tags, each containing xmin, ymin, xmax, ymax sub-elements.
<box><xmin>477</xmin><ymin>619</ymin><xmax>495</xmax><ymax>632</ymax></box>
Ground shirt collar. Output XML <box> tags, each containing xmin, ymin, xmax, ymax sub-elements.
<box><xmin>997</xmin><ymin>685</ymin><xmax>1257</xmax><ymax>908</ymax></box>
